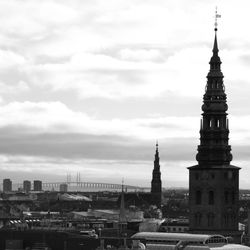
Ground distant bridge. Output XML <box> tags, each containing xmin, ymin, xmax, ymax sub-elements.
<box><xmin>43</xmin><ymin>181</ymin><xmax>144</xmax><ymax>191</ymax></box>
<box><xmin>10</xmin><ymin>181</ymin><xmax>148</xmax><ymax>192</ymax></box>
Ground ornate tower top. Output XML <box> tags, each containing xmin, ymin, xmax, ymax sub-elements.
<box><xmin>208</xmin><ymin>8</ymin><xmax>222</xmax><ymax>78</ymax></box>
<box><xmin>195</xmin><ymin>11</ymin><xmax>235</xmax><ymax>167</ymax></box>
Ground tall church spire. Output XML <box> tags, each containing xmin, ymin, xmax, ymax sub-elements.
<box><xmin>151</xmin><ymin>142</ymin><xmax>162</xmax><ymax>207</ymax></box>
<box><xmin>196</xmin><ymin>20</ymin><xmax>232</xmax><ymax>166</ymax></box>
<box><xmin>188</xmin><ymin>13</ymin><xmax>240</xmax><ymax>236</ymax></box>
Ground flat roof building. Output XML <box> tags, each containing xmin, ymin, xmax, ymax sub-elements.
<box><xmin>23</xmin><ymin>180</ymin><xmax>31</xmax><ymax>193</ymax></box>
<box><xmin>33</xmin><ymin>180</ymin><xmax>42</xmax><ymax>191</ymax></box>
<box><xmin>3</xmin><ymin>179</ymin><xmax>12</xmax><ymax>193</ymax></box>
<box><xmin>59</xmin><ymin>183</ymin><xmax>68</xmax><ymax>192</ymax></box>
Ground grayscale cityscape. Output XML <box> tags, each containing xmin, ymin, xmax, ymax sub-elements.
<box><xmin>1</xmin><ymin>1</ymin><xmax>250</xmax><ymax>250</ymax></box>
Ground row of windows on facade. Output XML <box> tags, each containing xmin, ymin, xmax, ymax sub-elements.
<box><xmin>195</xmin><ymin>213</ymin><xmax>236</xmax><ymax>227</ymax></box>
<box><xmin>144</xmin><ymin>239</ymin><xmax>202</xmax><ymax>245</ymax></box>
<box><xmin>161</xmin><ymin>226</ymin><xmax>188</xmax><ymax>232</ymax></box>
<box><xmin>195</xmin><ymin>190</ymin><xmax>235</xmax><ymax>205</ymax></box>
<box><xmin>195</xmin><ymin>171</ymin><xmax>236</xmax><ymax>181</ymax></box>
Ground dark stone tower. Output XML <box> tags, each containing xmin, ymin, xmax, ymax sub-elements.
<box><xmin>151</xmin><ymin>142</ymin><xmax>162</xmax><ymax>207</ymax></box>
<box><xmin>188</xmin><ymin>26</ymin><xmax>240</xmax><ymax>236</ymax></box>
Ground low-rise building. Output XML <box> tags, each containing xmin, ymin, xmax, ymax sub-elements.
<box><xmin>159</xmin><ymin>218</ymin><xmax>189</xmax><ymax>233</ymax></box>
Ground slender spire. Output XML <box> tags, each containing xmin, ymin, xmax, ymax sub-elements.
<box><xmin>151</xmin><ymin>142</ymin><xmax>162</xmax><ymax>207</ymax></box>
<box><xmin>213</xmin><ymin>32</ymin><xmax>218</xmax><ymax>54</ymax></box>
<box><xmin>119</xmin><ymin>178</ymin><xmax>126</xmax><ymax>224</ymax></box>
<box><xmin>213</xmin><ymin>7</ymin><xmax>221</xmax><ymax>54</ymax></box>
<box><xmin>155</xmin><ymin>140</ymin><xmax>159</xmax><ymax>156</ymax></box>
<box><xmin>154</xmin><ymin>141</ymin><xmax>159</xmax><ymax>164</ymax></box>
<box><xmin>208</xmin><ymin>8</ymin><xmax>222</xmax><ymax>77</ymax></box>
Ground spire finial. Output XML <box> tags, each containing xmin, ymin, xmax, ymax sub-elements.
<box><xmin>156</xmin><ymin>141</ymin><xmax>159</xmax><ymax>155</ymax></box>
<box><xmin>214</xmin><ymin>7</ymin><xmax>221</xmax><ymax>32</ymax></box>
<box><xmin>212</xmin><ymin>7</ymin><xmax>221</xmax><ymax>54</ymax></box>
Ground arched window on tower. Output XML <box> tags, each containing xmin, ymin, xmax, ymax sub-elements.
<box><xmin>232</xmin><ymin>192</ymin><xmax>235</xmax><ymax>204</ymax></box>
<box><xmin>231</xmin><ymin>213</ymin><xmax>236</xmax><ymax>227</ymax></box>
<box><xmin>224</xmin><ymin>191</ymin><xmax>229</xmax><ymax>204</ymax></box>
<box><xmin>207</xmin><ymin>213</ymin><xmax>215</xmax><ymax>227</ymax></box>
<box><xmin>209</xmin><ymin>119</ymin><xmax>212</xmax><ymax>128</ymax></box>
<box><xmin>220</xmin><ymin>119</ymin><xmax>223</xmax><ymax>128</ymax></box>
<box><xmin>224</xmin><ymin>213</ymin><xmax>229</xmax><ymax>227</ymax></box>
<box><xmin>195</xmin><ymin>213</ymin><xmax>202</xmax><ymax>226</ymax></box>
<box><xmin>195</xmin><ymin>173</ymin><xmax>199</xmax><ymax>180</ymax></box>
<box><xmin>215</xmin><ymin>119</ymin><xmax>220</xmax><ymax>128</ymax></box>
<box><xmin>208</xmin><ymin>191</ymin><xmax>214</xmax><ymax>205</ymax></box>
<box><xmin>196</xmin><ymin>190</ymin><xmax>202</xmax><ymax>205</ymax></box>
<box><xmin>233</xmin><ymin>172</ymin><xmax>237</xmax><ymax>180</ymax></box>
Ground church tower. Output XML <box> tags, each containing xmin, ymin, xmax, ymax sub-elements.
<box><xmin>151</xmin><ymin>142</ymin><xmax>162</xmax><ymax>207</ymax></box>
<box><xmin>188</xmin><ymin>19</ymin><xmax>240</xmax><ymax>235</ymax></box>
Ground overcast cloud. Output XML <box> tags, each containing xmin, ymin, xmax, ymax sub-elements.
<box><xmin>0</xmin><ymin>0</ymin><xmax>250</xmax><ymax>188</ymax></box>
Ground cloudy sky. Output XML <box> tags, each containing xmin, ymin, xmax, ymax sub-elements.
<box><xmin>1</xmin><ymin>0</ymin><xmax>250</xmax><ymax>188</ymax></box>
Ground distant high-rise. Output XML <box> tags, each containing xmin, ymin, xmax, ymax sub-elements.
<box><xmin>188</xmin><ymin>23</ymin><xmax>240</xmax><ymax>235</ymax></box>
<box><xmin>151</xmin><ymin>143</ymin><xmax>162</xmax><ymax>207</ymax></box>
<box><xmin>59</xmin><ymin>183</ymin><xmax>68</xmax><ymax>192</ymax></box>
<box><xmin>33</xmin><ymin>180</ymin><xmax>42</xmax><ymax>191</ymax></box>
<box><xmin>23</xmin><ymin>180</ymin><xmax>31</xmax><ymax>193</ymax></box>
<box><xmin>3</xmin><ymin>179</ymin><xmax>12</xmax><ymax>192</ymax></box>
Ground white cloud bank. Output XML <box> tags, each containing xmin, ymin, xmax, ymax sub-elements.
<box><xmin>0</xmin><ymin>0</ymin><xmax>250</xmax><ymax>187</ymax></box>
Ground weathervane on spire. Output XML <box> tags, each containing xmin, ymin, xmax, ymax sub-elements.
<box><xmin>214</xmin><ymin>7</ymin><xmax>221</xmax><ymax>31</ymax></box>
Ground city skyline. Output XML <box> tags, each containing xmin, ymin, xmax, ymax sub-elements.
<box><xmin>1</xmin><ymin>0</ymin><xmax>250</xmax><ymax>188</ymax></box>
